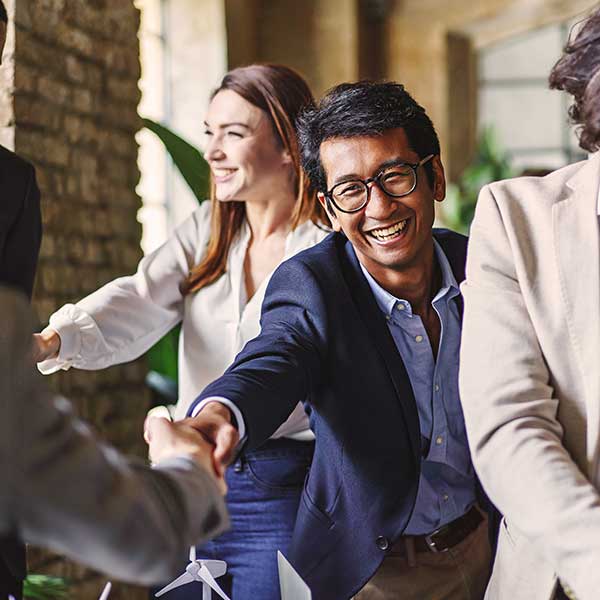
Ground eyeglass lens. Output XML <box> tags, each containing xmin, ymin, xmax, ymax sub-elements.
<box><xmin>331</xmin><ymin>164</ymin><xmax>416</xmax><ymax>211</ymax></box>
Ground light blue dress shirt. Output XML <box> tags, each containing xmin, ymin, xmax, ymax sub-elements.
<box><xmin>360</xmin><ymin>240</ymin><xmax>476</xmax><ymax>535</ymax></box>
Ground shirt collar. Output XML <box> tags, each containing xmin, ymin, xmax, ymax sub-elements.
<box><xmin>359</xmin><ymin>239</ymin><xmax>460</xmax><ymax>317</ymax></box>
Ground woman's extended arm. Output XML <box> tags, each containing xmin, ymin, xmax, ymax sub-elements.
<box><xmin>36</xmin><ymin>203</ymin><xmax>210</xmax><ymax>373</ymax></box>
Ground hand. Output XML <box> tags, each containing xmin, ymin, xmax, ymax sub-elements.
<box><xmin>180</xmin><ymin>402</ymin><xmax>239</xmax><ymax>478</ymax></box>
<box><xmin>145</xmin><ymin>416</ymin><xmax>227</xmax><ymax>495</ymax></box>
<box><xmin>32</xmin><ymin>328</ymin><xmax>61</xmax><ymax>362</ymax></box>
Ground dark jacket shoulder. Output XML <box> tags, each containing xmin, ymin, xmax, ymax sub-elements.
<box><xmin>0</xmin><ymin>144</ymin><xmax>35</xmax><ymax>178</ymax></box>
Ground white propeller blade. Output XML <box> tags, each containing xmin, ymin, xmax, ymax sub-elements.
<box><xmin>197</xmin><ymin>563</ymin><xmax>231</xmax><ymax>600</ymax></box>
<box><xmin>154</xmin><ymin>569</ymin><xmax>195</xmax><ymax>596</ymax></box>
<box><xmin>155</xmin><ymin>545</ymin><xmax>230</xmax><ymax>600</ymax></box>
<box><xmin>98</xmin><ymin>582</ymin><xmax>112</xmax><ymax>600</ymax></box>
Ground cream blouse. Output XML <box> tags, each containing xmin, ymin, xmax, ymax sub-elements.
<box><xmin>39</xmin><ymin>201</ymin><xmax>329</xmax><ymax>438</ymax></box>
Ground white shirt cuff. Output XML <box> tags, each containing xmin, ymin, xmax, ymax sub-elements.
<box><xmin>49</xmin><ymin>306</ymin><xmax>83</xmax><ymax>360</ymax></box>
<box><xmin>190</xmin><ymin>396</ymin><xmax>246</xmax><ymax>441</ymax></box>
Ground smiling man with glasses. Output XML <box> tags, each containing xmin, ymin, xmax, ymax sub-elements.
<box><xmin>180</xmin><ymin>81</ymin><xmax>497</xmax><ymax>600</ymax></box>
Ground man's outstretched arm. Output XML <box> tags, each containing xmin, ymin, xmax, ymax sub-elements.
<box><xmin>183</xmin><ymin>257</ymin><xmax>329</xmax><ymax>467</ymax></box>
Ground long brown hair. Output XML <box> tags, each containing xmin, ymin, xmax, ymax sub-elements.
<box><xmin>181</xmin><ymin>64</ymin><xmax>326</xmax><ymax>296</ymax></box>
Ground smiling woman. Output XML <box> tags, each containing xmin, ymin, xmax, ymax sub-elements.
<box><xmin>32</xmin><ymin>64</ymin><xmax>329</xmax><ymax>600</ymax></box>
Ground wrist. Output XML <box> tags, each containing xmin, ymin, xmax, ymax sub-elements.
<box><xmin>41</xmin><ymin>328</ymin><xmax>61</xmax><ymax>358</ymax></box>
<box><xmin>201</xmin><ymin>401</ymin><xmax>233</xmax><ymax>423</ymax></box>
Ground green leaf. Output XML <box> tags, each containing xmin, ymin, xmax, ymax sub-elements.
<box><xmin>142</xmin><ymin>117</ymin><xmax>210</xmax><ymax>204</ymax></box>
<box><xmin>146</xmin><ymin>324</ymin><xmax>180</xmax><ymax>382</ymax></box>
<box><xmin>24</xmin><ymin>574</ymin><xmax>70</xmax><ymax>599</ymax></box>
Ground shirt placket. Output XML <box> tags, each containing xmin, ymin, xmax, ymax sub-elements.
<box><xmin>429</xmin><ymin>295</ymin><xmax>457</xmax><ymax>522</ymax></box>
<box><xmin>391</xmin><ymin>303</ymin><xmax>435</xmax><ymax>441</ymax></box>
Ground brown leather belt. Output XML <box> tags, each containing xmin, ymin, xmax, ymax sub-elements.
<box><xmin>394</xmin><ymin>505</ymin><xmax>483</xmax><ymax>554</ymax></box>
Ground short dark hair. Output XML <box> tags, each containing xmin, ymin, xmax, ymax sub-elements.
<box><xmin>549</xmin><ymin>8</ymin><xmax>600</xmax><ymax>152</ymax></box>
<box><xmin>0</xmin><ymin>1</ymin><xmax>7</xmax><ymax>24</ymax></box>
<box><xmin>297</xmin><ymin>81</ymin><xmax>440</xmax><ymax>194</ymax></box>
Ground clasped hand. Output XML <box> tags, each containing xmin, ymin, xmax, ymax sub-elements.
<box><xmin>144</xmin><ymin>402</ymin><xmax>239</xmax><ymax>495</ymax></box>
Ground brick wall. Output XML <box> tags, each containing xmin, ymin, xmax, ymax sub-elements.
<box><xmin>5</xmin><ymin>1</ymin><xmax>150</xmax><ymax>598</ymax></box>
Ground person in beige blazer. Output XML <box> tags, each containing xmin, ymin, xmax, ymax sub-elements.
<box><xmin>459</xmin><ymin>8</ymin><xmax>600</xmax><ymax>600</ymax></box>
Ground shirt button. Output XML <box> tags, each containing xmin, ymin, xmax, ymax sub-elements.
<box><xmin>443</xmin><ymin>493</ymin><xmax>449</xmax><ymax>502</ymax></box>
<box><xmin>385</xmin><ymin>315</ymin><xmax>390</xmax><ymax>321</ymax></box>
<box><xmin>375</xmin><ymin>536</ymin><xmax>389</xmax><ymax>551</ymax></box>
<box><xmin>434</xmin><ymin>384</ymin><xmax>440</xmax><ymax>392</ymax></box>
<box><xmin>396</xmin><ymin>304</ymin><xmax>405</xmax><ymax>311</ymax></box>
<box><xmin>435</xmin><ymin>436</ymin><xmax>443</xmax><ymax>445</ymax></box>
<box><xmin>415</xmin><ymin>335</ymin><xmax>423</xmax><ymax>343</ymax></box>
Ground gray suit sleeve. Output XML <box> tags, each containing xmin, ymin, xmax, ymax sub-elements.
<box><xmin>0</xmin><ymin>289</ymin><xmax>228</xmax><ymax>585</ymax></box>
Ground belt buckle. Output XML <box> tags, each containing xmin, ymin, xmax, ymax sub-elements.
<box><xmin>424</xmin><ymin>532</ymin><xmax>442</xmax><ymax>553</ymax></box>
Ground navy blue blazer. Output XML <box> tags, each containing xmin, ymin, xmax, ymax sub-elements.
<box><xmin>191</xmin><ymin>229</ymin><xmax>477</xmax><ymax>599</ymax></box>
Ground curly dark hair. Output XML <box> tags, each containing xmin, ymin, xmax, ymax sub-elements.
<box><xmin>0</xmin><ymin>1</ymin><xmax>6</xmax><ymax>24</ymax></box>
<box><xmin>549</xmin><ymin>8</ymin><xmax>600</xmax><ymax>152</ymax></box>
<box><xmin>297</xmin><ymin>81</ymin><xmax>440</xmax><ymax>194</ymax></box>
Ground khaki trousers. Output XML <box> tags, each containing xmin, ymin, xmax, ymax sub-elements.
<box><xmin>354</xmin><ymin>516</ymin><xmax>491</xmax><ymax>600</ymax></box>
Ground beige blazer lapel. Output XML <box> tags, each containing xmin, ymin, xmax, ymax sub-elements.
<box><xmin>553</xmin><ymin>153</ymin><xmax>600</xmax><ymax>476</ymax></box>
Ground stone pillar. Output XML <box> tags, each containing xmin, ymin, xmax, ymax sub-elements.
<box><xmin>226</xmin><ymin>0</ymin><xmax>360</xmax><ymax>97</ymax></box>
<box><xmin>6</xmin><ymin>1</ymin><xmax>149</xmax><ymax>598</ymax></box>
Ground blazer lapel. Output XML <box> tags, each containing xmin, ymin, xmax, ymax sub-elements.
<box><xmin>339</xmin><ymin>237</ymin><xmax>421</xmax><ymax>466</ymax></box>
<box><xmin>553</xmin><ymin>153</ymin><xmax>600</xmax><ymax>474</ymax></box>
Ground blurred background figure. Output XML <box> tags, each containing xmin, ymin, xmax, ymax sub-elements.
<box><xmin>0</xmin><ymin>1</ymin><xmax>42</xmax><ymax>598</ymax></box>
<box><xmin>0</xmin><ymin>287</ymin><xmax>228</xmax><ymax>588</ymax></box>
<box><xmin>33</xmin><ymin>64</ymin><xmax>328</xmax><ymax>599</ymax></box>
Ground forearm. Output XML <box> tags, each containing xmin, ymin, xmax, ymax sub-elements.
<box><xmin>194</xmin><ymin>333</ymin><xmax>315</xmax><ymax>449</ymax></box>
<box><xmin>19</xmin><ymin>386</ymin><xmax>227</xmax><ymax>583</ymax></box>
<box><xmin>37</xmin><ymin>212</ymin><xmax>205</xmax><ymax>372</ymax></box>
<box><xmin>39</xmin><ymin>275</ymin><xmax>182</xmax><ymax>373</ymax></box>
<box><xmin>21</xmin><ymin>457</ymin><xmax>227</xmax><ymax>584</ymax></box>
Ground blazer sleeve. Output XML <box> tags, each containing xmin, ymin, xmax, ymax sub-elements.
<box><xmin>459</xmin><ymin>184</ymin><xmax>600</xmax><ymax>598</ymax></box>
<box><xmin>0</xmin><ymin>163</ymin><xmax>42</xmax><ymax>299</ymax></box>
<box><xmin>190</xmin><ymin>257</ymin><xmax>328</xmax><ymax>450</ymax></box>
<box><xmin>0</xmin><ymin>289</ymin><xmax>228</xmax><ymax>585</ymax></box>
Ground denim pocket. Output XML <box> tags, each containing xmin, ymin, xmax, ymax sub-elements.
<box><xmin>245</xmin><ymin>452</ymin><xmax>312</xmax><ymax>493</ymax></box>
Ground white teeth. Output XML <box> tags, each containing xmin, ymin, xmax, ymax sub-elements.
<box><xmin>370</xmin><ymin>220</ymin><xmax>407</xmax><ymax>240</ymax></box>
<box><xmin>213</xmin><ymin>168</ymin><xmax>236</xmax><ymax>176</ymax></box>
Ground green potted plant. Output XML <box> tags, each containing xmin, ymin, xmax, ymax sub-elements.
<box><xmin>443</xmin><ymin>127</ymin><xmax>514</xmax><ymax>233</ymax></box>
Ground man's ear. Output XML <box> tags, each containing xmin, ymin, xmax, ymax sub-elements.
<box><xmin>431</xmin><ymin>155</ymin><xmax>446</xmax><ymax>203</ymax></box>
<box><xmin>317</xmin><ymin>192</ymin><xmax>341</xmax><ymax>231</ymax></box>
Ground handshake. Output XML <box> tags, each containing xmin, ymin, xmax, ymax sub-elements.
<box><xmin>144</xmin><ymin>403</ymin><xmax>240</xmax><ymax>496</ymax></box>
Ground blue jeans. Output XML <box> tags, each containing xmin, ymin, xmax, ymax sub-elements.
<box><xmin>150</xmin><ymin>438</ymin><xmax>313</xmax><ymax>600</ymax></box>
